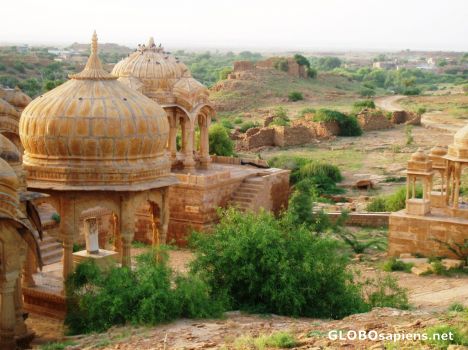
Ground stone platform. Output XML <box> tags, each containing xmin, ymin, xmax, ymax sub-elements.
<box><xmin>167</xmin><ymin>158</ymin><xmax>290</xmax><ymax>245</ymax></box>
<box><xmin>388</xmin><ymin>208</ymin><xmax>468</xmax><ymax>258</ymax></box>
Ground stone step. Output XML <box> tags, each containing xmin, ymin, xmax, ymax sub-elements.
<box><xmin>233</xmin><ymin>192</ymin><xmax>255</xmax><ymax>199</ymax></box>
<box><xmin>231</xmin><ymin>196</ymin><xmax>253</xmax><ymax>203</ymax></box>
<box><xmin>41</xmin><ymin>250</ymin><xmax>62</xmax><ymax>265</ymax></box>
<box><xmin>40</xmin><ymin>242</ymin><xmax>62</xmax><ymax>253</ymax></box>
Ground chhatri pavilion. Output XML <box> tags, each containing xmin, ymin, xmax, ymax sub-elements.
<box><xmin>389</xmin><ymin>124</ymin><xmax>468</xmax><ymax>257</ymax></box>
<box><xmin>0</xmin><ymin>32</ymin><xmax>289</xmax><ymax>323</ymax></box>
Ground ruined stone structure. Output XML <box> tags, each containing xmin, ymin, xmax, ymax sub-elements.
<box><xmin>112</xmin><ymin>38</ymin><xmax>290</xmax><ymax>244</ymax></box>
<box><xmin>356</xmin><ymin>109</ymin><xmax>393</xmax><ymax>131</ymax></box>
<box><xmin>388</xmin><ymin>125</ymin><xmax>468</xmax><ymax>258</ymax></box>
<box><xmin>228</xmin><ymin>57</ymin><xmax>308</xmax><ymax>80</ymax></box>
<box><xmin>236</xmin><ymin>120</ymin><xmax>340</xmax><ymax>151</ymax></box>
<box><xmin>390</xmin><ymin>110</ymin><xmax>421</xmax><ymax>125</ymax></box>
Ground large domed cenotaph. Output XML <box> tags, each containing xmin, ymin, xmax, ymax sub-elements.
<box><xmin>112</xmin><ymin>38</ymin><xmax>290</xmax><ymax>244</ymax></box>
<box><xmin>388</xmin><ymin>123</ymin><xmax>468</xmax><ymax>258</ymax></box>
<box><xmin>19</xmin><ymin>31</ymin><xmax>177</xmax><ymax>287</ymax></box>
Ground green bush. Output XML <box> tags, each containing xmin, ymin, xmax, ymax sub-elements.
<box><xmin>190</xmin><ymin>208</ymin><xmax>368</xmax><ymax>319</ymax></box>
<box><xmin>299</xmin><ymin>160</ymin><xmax>343</xmax><ymax>194</ymax></box>
<box><xmin>364</xmin><ymin>274</ymin><xmax>410</xmax><ymax>310</ymax></box>
<box><xmin>233</xmin><ymin>116</ymin><xmax>243</xmax><ymax>124</ymax></box>
<box><xmin>220</xmin><ymin>118</ymin><xmax>234</xmax><ymax>129</ymax></box>
<box><xmin>313</xmin><ymin>109</ymin><xmax>362</xmax><ymax>137</ymax></box>
<box><xmin>274</xmin><ymin>58</ymin><xmax>289</xmax><ymax>72</ymax></box>
<box><xmin>367</xmin><ymin>186</ymin><xmax>422</xmax><ymax>212</ymax></box>
<box><xmin>359</xmin><ymin>88</ymin><xmax>376</xmax><ymax>97</ymax></box>
<box><xmin>293</xmin><ymin>54</ymin><xmax>310</xmax><ymax>68</ymax></box>
<box><xmin>288</xmin><ymin>91</ymin><xmax>304</xmax><ymax>101</ymax></box>
<box><xmin>381</xmin><ymin>258</ymin><xmax>413</xmax><ymax>273</ymax></box>
<box><xmin>307</xmin><ymin>67</ymin><xmax>317</xmax><ymax>79</ymax></box>
<box><xmin>209</xmin><ymin>124</ymin><xmax>234</xmax><ymax>156</ymax></box>
<box><xmin>65</xmin><ymin>250</ymin><xmax>225</xmax><ymax>334</ymax></box>
<box><xmin>239</xmin><ymin>120</ymin><xmax>259</xmax><ymax>133</ymax></box>
<box><xmin>352</xmin><ymin>100</ymin><xmax>375</xmax><ymax>112</ymax></box>
<box><xmin>297</xmin><ymin>107</ymin><xmax>315</xmax><ymax>118</ymax></box>
<box><xmin>448</xmin><ymin>302</ymin><xmax>465</xmax><ymax>312</ymax></box>
<box><xmin>267</xmin><ymin>156</ymin><xmax>310</xmax><ymax>184</ymax></box>
<box><xmin>269</xmin><ymin>117</ymin><xmax>290</xmax><ymax>127</ymax></box>
<box><xmin>425</xmin><ymin>325</ymin><xmax>468</xmax><ymax>349</ymax></box>
<box><xmin>218</xmin><ymin>66</ymin><xmax>233</xmax><ymax>81</ymax></box>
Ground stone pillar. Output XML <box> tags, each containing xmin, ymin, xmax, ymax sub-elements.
<box><xmin>198</xmin><ymin>115</ymin><xmax>211</xmax><ymax>169</ymax></box>
<box><xmin>182</xmin><ymin>119</ymin><xmax>196</xmax><ymax>169</ymax></box>
<box><xmin>159</xmin><ymin>188</ymin><xmax>169</xmax><ymax>245</ymax></box>
<box><xmin>168</xmin><ymin>109</ymin><xmax>179</xmax><ymax>162</ymax></box>
<box><xmin>14</xmin><ymin>277</ymin><xmax>28</xmax><ymax>338</ymax></box>
<box><xmin>60</xmin><ymin>196</ymin><xmax>75</xmax><ymax>284</ymax></box>
<box><xmin>22</xmin><ymin>248</ymin><xmax>36</xmax><ymax>288</ymax></box>
<box><xmin>112</xmin><ymin>213</ymin><xmax>122</xmax><ymax>255</ymax></box>
<box><xmin>120</xmin><ymin>196</ymin><xmax>135</xmax><ymax>267</ymax></box>
<box><xmin>0</xmin><ymin>277</ymin><xmax>18</xmax><ymax>350</ymax></box>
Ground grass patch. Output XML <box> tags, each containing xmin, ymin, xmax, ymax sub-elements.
<box><xmin>381</xmin><ymin>258</ymin><xmax>414</xmax><ymax>273</ymax></box>
<box><xmin>233</xmin><ymin>332</ymin><xmax>297</xmax><ymax>349</ymax></box>
<box><xmin>40</xmin><ymin>341</ymin><xmax>77</xmax><ymax>350</ymax></box>
<box><xmin>424</xmin><ymin>324</ymin><xmax>468</xmax><ymax>349</ymax></box>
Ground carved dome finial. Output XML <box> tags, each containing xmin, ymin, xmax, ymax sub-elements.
<box><xmin>69</xmin><ymin>31</ymin><xmax>116</xmax><ymax>80</ymax></box>
<box><xmin>148</xmin><ymin>37</ymin><xmax>155</xmax><ymax>48</ymax></box>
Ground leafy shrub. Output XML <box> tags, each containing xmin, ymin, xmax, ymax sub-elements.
<box><xmin>299</xmin><ymin>160</ymin><xmax>343</xmax><ymax>194</ymax></box>
<box><xmin>65</xmin><ymin>250</ymin><xmax>225</xmax><ymax>334</ymax></box>
<box><xmin>363</xmin><ymin>274</ymin><xmax>410</xmax><ymax>310</ymax></box>
<box><xmin>425</xmin><ymin>325</ymin><xmax>468</xmax><ymax>349</ymax></box>
<box><xmin>313</xmin><ymin>109</ymin><xmax>362</xmax><ymax>137</ymax></box>
<box><xmin>431</xmin><ymin>259</ymin><xmax>448</xmax><ymax>275</ymax></box>
<box><xmin>288</xmin><ymin>91</ymin><xmax>303</xmax><ymax>101</ymax></box>
<box><xmin>297</xmin><ymin>107</ymin><xmax>315</xmax><ymax>118</ymax></box>
<box><xmin>209</xmin><ymin>124</ymin><xmax>234</xmax><ymax>156</ymax></box>
<box><xmin>270</xmin><ymin>107</ymin><xmax>290</xmax><ymax>126</ymax></box>
<box><xmin>293</xmin><ymin>54</ymin><xmax>310</xmax><ymax>68</ymax></box>
<box><xmin>402</xmin><ymin>87</ymin><xmax>421</xmax><ymax>95</ymax></box>
<box><xmin>190</xmin><ymin>208</ymin><xmax>368</xmax><ymax>319</ymax></box>
<box><xmin>270</xmin><ymin>117</ymin><xmax>290</xmax><ymax>127</ymax></box>
<box><xmin>336</xmin><ymin>226</ymin><xmax>386</xmax><ymax>254</ymax></box>
<box><xmin>233</xmin><ymin>116</ymin><xmax>243</xmax><ymax>124</ymax></box>
<box><xmin>239</xmin><ymin>120</ymin><xmax>260</xmax><ymax>133</ymax></box>
<box><xmin>218</xmin><ymin>66</ymin><xmax>233</xmax><ymax>81</ymax></box>
<box><xmin>448</xmin><ymin>302</ymin><xmax>465</xmax><ymax>312</ymax></box>
<box><xmin>220</xmin><ymin>118</ymin><xmax>234</xmax><ymax>129</ymax></box>
<box><xmin>381</xmin><ymin>258</ymin><xmax>413</xmax><ymax>273</ymax></box>
<box><xmin>307</xmin><ymin>67</ymin><xmax>317</xmax><ymax>79</ymax></box>
<box><xmin>366</xmin><ymin>197</ymin><xmax>386</xmax><ymax>212</ymax></box>
<box><xmin>234</xmin><ymin>331</ymin><xmax>297</xmax><ymax>349</ymax></box>
<box><xmin>367</xmin><ymin>186</ymin><xmax>422</xmax><ymax>212</ymax></box>
<box><xmin>405</xmin><ymin>125</ymin><xmax>414</xmax><ymax>145</ymax></box>
<box><xmin>359</xmin><ymin>87</ymin><xmax>376</xmax><ymax>97</ymax></box>
<box><xmin>273</xmin><ymin>106</ymin><xmax>288</xmax><ymax>119</ymax></box>
<box><xmin>352</xmin><ymin>100</ymin><xmax>375</xmax><ymax>113</ymax></box>
<box><xmin>267</xmin><ymin>156</ymin><xmax>310</xmax><ymax>184</ymax></box>
<box><xmin>274</xmin><ymin>58</ymin><xmax>289</xmax><ymax>72</ymax></box>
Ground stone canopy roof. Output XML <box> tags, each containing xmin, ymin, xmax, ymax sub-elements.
<box><xmin>0</xmin><ymin>87</ymin><xmax>32</xmax><ymax>110</ymax></box>
<box><xmin>112</xmin><ymin>37</ymin><xmax>210</xmax><ymax>112</ymax></box>
<box><xmin>19</xmin><ymin>32</ymin><xmax>176</xmax><ymax>191</ymax></box>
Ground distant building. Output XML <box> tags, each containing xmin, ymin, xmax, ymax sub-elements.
<box><xmin>372</xmin><ymin>60</ymin><xmax>397</xmax><ymax>69</ymax></box>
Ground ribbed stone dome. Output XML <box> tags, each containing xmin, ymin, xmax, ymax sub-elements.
<box><xmin>19</xmin><ymin>32</ymin><xmax>171</xmax><ymax>190</ymax></box>
<box><xmin>0</xmin><ymin>87</ymin><xmax>32</xmax><ymax>110</ymax></box>
<box><xmin>112</xmin><ymin>37</ymin><xmax>209</xmax><ymax>109</ymax></box>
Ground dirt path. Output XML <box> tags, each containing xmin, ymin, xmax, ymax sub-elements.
<box><xmin>374</xmin><ymin>95</ymin><xmax>405</xmax><ymax>112</ymax></box>
<box><xmin>375</xmin><ymin>95</ymin><xmax>463</xmax><ymax>134</ymax></box>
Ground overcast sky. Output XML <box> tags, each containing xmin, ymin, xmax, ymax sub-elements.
<box><xmin>1</xmin><ymin>0</ymin><xmax>467</xmax><ymax>51</ymax></box>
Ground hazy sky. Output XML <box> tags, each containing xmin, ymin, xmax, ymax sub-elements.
<box><xmin>1</xmin><ymin>0</ymin><xmax>467</xmax><ymax>51</ymax></box>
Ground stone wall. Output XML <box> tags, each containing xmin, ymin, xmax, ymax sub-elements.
<box><xmin>327</xmin><ymin>212</ymin><xmax>390</xmax><ymax>227</ymax></box>
<box><xmin>388</xmin><ymin>210</ymin><xmax>468</xmax><ymax>258</ymax></box>
<box><xmin>357</xmin><ymin>110</ymin><xmax>393</xmax><ymax>131</ymax></box>
<box><xmin>391</xmin><ymin>111</ymin><xmax>421</xmax><ymax>125</ymax></box>
<box><xmin>236</xmin><ymin>120</ymin><xmax>340</xmax><ymax>151</ymax></box>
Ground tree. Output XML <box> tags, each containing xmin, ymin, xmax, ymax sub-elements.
<box><xmin>218</xmin><ymin>67</ymin><xmax>232</xmax><ymax>81</ymax></box>
<box><xmin>209</xmin><ymin>124</ymin><xmax>234</xmax><ymax>156</ymax></box>
<box><xmin>317</xmin><ymin>57</ymin><xmax>342</xmax><ymax>70</ymax></box>
<box><xmin>293</xmin><ymin>54</ymin><xmax>310</xmax><ymax>68</ymax></box>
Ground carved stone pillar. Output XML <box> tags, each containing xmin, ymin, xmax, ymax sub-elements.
<box><xmin>168</xmin><ymin>109</ymin><xmax>179</xmax><ymax>162</ymax></box>
<box><xmin>182</xmin><ymin>119</ymin><xmax>195</xmax><ymax>169</ymax></box>
<box><xmin>60</xmin><ymin>195</ymin><xmax>75</xmax><ymax>284</ymax></box>
<box><xmin>22</xmin><ymin>248</ymin><xmax>36</xmax><ymax>288</ymax></box>
<box><xmin>159</xmin><ymin>188</ymin><xmax>169</xmax><ymax>245</ymax></box>
<box><xmin>112</xmin><ymin>213</ymin><xmax>122</xmax><ymax>255</ymax></box>
<box><xmin>198</xmin><ymin>115</ymin><xmax>211</xmax><ymax>169</ymax></box>
<box><xmin>120</xmin><ymin>196</ymin><xmax>135</xmax><ymax>267</ymax></box>
<box><xmin>14</xmin><ymin>277</ymin><xmax>28</xmax><ymax>338</ymax></box>
<box><xmin>0</xmin><ymin>277</ymin><xmax>18</xmax><ymax>350</ymax></box>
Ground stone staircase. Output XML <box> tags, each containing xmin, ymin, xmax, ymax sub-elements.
<box><xmin>228</xmin><ymin>176</ymin><xmax>265</xmax><ymax>212</ymax></box>
<box><xmin>39</xmin><ymin>232</ymin><xmax>62</xmax><ymax>266</ymax></box>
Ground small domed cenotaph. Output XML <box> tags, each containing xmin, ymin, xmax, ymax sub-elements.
<box><xmin>388</xmin><ymin>124</ymin><xmax>468</xmax><ymax>258</ymax></box>
<box><xmin>112</xmin><ymin>38</ymin><xmax>290</xmax><ymax>244</ymax></box>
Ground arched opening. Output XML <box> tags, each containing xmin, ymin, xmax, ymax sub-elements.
<box><xmin>134</xmin><ymin>201</ymin><xmax>162</xmax><ymax>246</ymax></box>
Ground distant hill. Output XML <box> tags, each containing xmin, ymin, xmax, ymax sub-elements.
<box><xmin>210</xmin><ymin>68</ymin><xmax>368</xmax><ymax>113</ymax></box>
<box><xmin>68</xmin><ymin>42</ymin><xmax>133</xmax><ymax>55</ymax></box>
